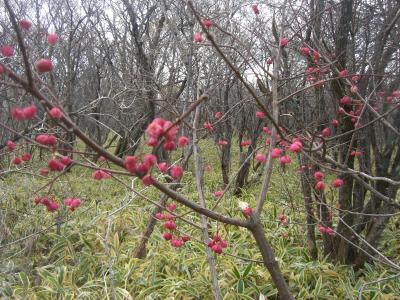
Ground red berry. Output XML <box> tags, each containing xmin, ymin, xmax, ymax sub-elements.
<box><xmin>163</xmin><ymin>232</ymin><xmax>172</xmax><ymax>240</ymax></box>
<box><xmin>280</xmin><ymin>155</ymin><xmax>292</xmax><ymax>165</ymax></box>
<box><xmin>142</xmin><ymin>174</ymin><xmax>153</xmax><ymax>186</ymax></box>
<box><xmin>35</xmin><ymin>59</ymin><xmax>53</xmax><ymax>73</ymax></box>
<box><xmin>280</xmin><ymin>38</ymin><xmax>289</xmax><ymax>47</ymax></box>
<box><xmin>167</xmin><ymin>203</ymin><xmax>177</xmax><ymax>211</ymax></box>
<box><xmin>143</xmin><ymin>154</ymin><xmax>157</xmax><ymax>167</ymax></box>
<box><xmin>219</xmin><ymin>240</ymin><xmax>228</xmax><ymax>248</ymax></box>
<box><xmin>49</xmin><ymin>107</ymin><xmax>62</xmax><ymax>119</ymax></box>
<box><xmin>271</xmin><ymin>148</ymin><xmax>282</xmax><ymax>158</ymax></box>
<box><xmin>135</xmin><ymin>163</ymin><xmax>149</xmax><ymax>176</ymax></box>
<box><xmin>256</xmin><ymin>111</ymin><xmax>265</xmax><ymax>118</ymax></box>
<box><xmin>211</xmin><ymin>244</ymin><xmax>222</xmax><ymax>254</ymax></box>
<box><xmin>163</xmin><ymin>141</ymin><xmax>175</xmax><ymax>151</ymax></box>
<box><xmin>171</xmin><ymin>238</ymin><xmax>184</xmax><ymax>248</ymax></box>
<box><xmin>332</xmin><ymin>178</ymin><xmax>344</xmax><ymax>188</ymax></box>
<box><xmin>289</xmin><ymin>141</ymin><xmax>303</xmax><ymax>153</ymax></box>
<box><xmin>178</xmin><ymin>136</ymin><xmax>189</xmax><ymax>148</ymax></box>
<box><xmin>202</xmin><ymin>19</ymin><xmax>213</xmax><ymax>29</ymax></box>
<box><xmin>1</xmin><ymin>45</ymin><xmax>14</xmax><ymax>57</ymax></box>
<box><xmin>155</xmin><ymin>212</ymin><xmax>164</xmax><ymax>220</ymax></box>
<box><xmin>300</xmin><ymin>47</ymin><xmax>310</xmax><ymax>56</ymax></box>
<box><xmin>213</xmin><ymin>191</ymin><xmax>223</xmax><ymax>198</ymax></box>
<box><xmin>338</xmin><ymin>69</ymin><xmax>349</xmax><ymax>78</ymax></box>
<box><xmin>46</xmin><ymin>201</ymin><xmax>59</xmax><ymax>212</ymax></box>
<box><xmin>255</xmin><ymin>153</ymin><xmax>266</xmax><ymax>162</ymax></box>
<box><xmin>92</xmin><ymin>170</ymin><xmax>110</xmax><ymax>180</ymax></box>
<box><xmin>315</xmin><ymin>181</ymin><xmax>325</xmax><ymax>191</ymax></box>
<box><xmin>322</xmin><ymin>127</ymin><xmax>331</xmax><ymax>138</ymax></box>
<box><xmin>164</xmin><ymin>220</ymin><xmax>176</xmax><ymax>230</ymax></box>
<box><xmin>7</xmin><ymin>140</ymin><xmax>15</xmax><ymax>151</ymax></box>
<box><xmin>60</xmin><ymin>156</ymin><xmax>72</xmax><ymax>166</ymax></box>
<box><xmin>314</xmin><ymin>171</ymin><xmax>324</xmax><ymax>181</ymax></box>
<box><xmin>252</xmin><ymin>4</ymin><xmax>260</xmax><ymax>15</ymax></box>
<box><xmin>170</xmin><ymin>166</ymin><xmax>183</xmax><ymax>180</ymax></box>
<box><xmin>19</xmin><ymin>19</ymin><xmax>32</xmax><ymax>29</ymax></box>
<box><xmin>47</xmin><ymin>33</ymin><xmax>58</xmax><ymax>45</ymax></box>
<box><xmin>48</xmin><ymin>159</ymin><xmax>64</xmax><ymax>172</ymax></box>
<box><xmin>158</xmin><ymin>162</ymin><xmax>168</xmax><ymax>173</ymax></box>
<box><xmin>193</xmin><ymin>32</ymin><xmax>203</xmax><ymax>43</ymax></box>
<box><xmin>39</xmin><ymin>168</ymin><xmax>49</xmax><ymax>176</ymax></box>
<box><xmin>243</xmin><ymin>207</ymin><xmax>253</xmax><ymax>217</ymax></box>
<box><xmin>124</xmin><ymin>156</ymin><xmax>136</xmax><ymax>173</ymax></box>
<box><xmin>12</xmin><ymin>157</ymin><xmax>22</xmax><ymax>165</ymax></box>
<box><xmin>21</xmin><ymin>153</ymin><xmax>32</xmax><ymax>161</ymax></box>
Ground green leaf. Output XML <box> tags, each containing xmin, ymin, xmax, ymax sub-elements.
<box><xmin>236</xmin><ymin>279</ymin><xmax>245</xmax><ymax>294</ymax></box>
<box><xmin>19</xmin><ymin>272</ymin><xmax>30</xmax><ymax>289</ymax></box>
<box><xmin>242</xmin><ymin>264</ymin><xmax>252</xmax><ymax>278</ymax></box>
<box><xmin>233</xmin><ymin>266</ymin><xmax>241</xmax><ymax>279</ymax></box>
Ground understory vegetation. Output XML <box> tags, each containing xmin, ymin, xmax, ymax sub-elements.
<box><xmin>1</xmin><ymin>140</ymin><xmax>399</xmax><ymax>299</ymax></box>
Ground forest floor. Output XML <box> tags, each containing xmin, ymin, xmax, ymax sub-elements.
<box><xmin>0</xmin><ymin>139</ymin><xmax>399</xmax><ymax>299</ymax></box>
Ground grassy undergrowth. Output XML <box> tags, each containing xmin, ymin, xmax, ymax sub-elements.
<box><xmin>0</xmin><ymin>139</ymin><xmax>399</xmax><ymax>299</ymax></box>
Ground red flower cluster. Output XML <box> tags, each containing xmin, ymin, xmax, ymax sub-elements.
<box><xmin>157</xmin><ymin>203</ymin><xmax>190</xmax><ymax>248</ymax></box>
<box><xmin>34</xmin><ymin>196</ymin><xmax>59</xmax><ymax>212</ymax></box>
<box><xmin>146</xmin><ymin>118</ymin><xmax>178</xmax><ymax>149</ymax></box>
<box><xmin>319</xmin><ymin>226</ymin><xmax>334</xmax><ymax>235</ymax></box>
<box><xmin>92</xmin><ymin>170</ymin><xmax>111</xmax><ymax>180</ymax></box>
<box><xmin>48</xmin><ymin>158</ymin><xmax>66</xmax><ymax>172</ymax></box>
<box><xmin>207</xmin><ymin>234</ymin><xmax>228</xmax><ymax>254</ymax></box>
<box><xmin>36</xmin><ymin>134</ymin><xmax>57</xmax><ymax>146</ymax></box>
<box><xmin>64</xmin><ymin>198</ymin><xmax>81</xmax><ymax>211</ymax></box>
<box><xmin>11</xmin><ymin>104</ymin><xmax>37</xmax><ymax>121</ymax></box>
